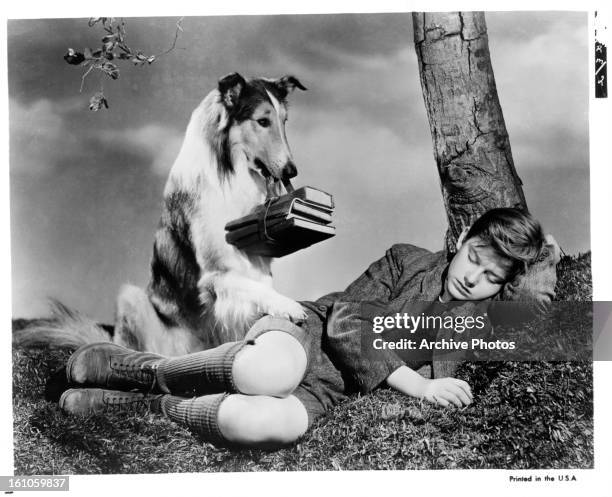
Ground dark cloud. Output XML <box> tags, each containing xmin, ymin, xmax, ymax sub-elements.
<box><xmin>487</xmin><ymin>11</ymin><xmax>587</xmax><ymax>43</ymax></box>
<box><xmin>8</xmin><ymin>14</ymin><xmax>413</xmax><ymax>126</ymax></box>
<box><xmin>10</xmin><ymin>123</ymin><xmax>167</xmax><ymax>320</ymax></box>
<box><xmin>253</xmin><ymin>13</ymin><xmax>413</xmax><ymax>67</ymax></box>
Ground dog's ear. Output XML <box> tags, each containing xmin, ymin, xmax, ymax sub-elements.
<box><xmin>276</xmin><ymin>75</ymin><xmax>307</xmax><ymax>95</ymax></box>
<box><xmin>218</xmin><ymin>72</ymin><xmax>246</xmax><ymax>109</ymax></box>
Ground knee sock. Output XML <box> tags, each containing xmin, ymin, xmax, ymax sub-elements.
<box><xmin>151</xmin><ymin>393</ymin><xmax>228</xmax><ymax>446</ymax></box>
<box><xmin>155</xmin><ymin>340</ymin><xmax>255</xmax><ymax>396</ymax></box>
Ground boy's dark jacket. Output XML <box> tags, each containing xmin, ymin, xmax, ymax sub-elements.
<box><xmin>298</xmin><ymin>243</ymin><xmax>559</xmax><ymax>394</ymax></box>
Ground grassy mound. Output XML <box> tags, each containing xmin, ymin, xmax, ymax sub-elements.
<box><xmin>12</xmin><ymin>253</ymin><xmax>593</xmax><ymax>473</ymax></box>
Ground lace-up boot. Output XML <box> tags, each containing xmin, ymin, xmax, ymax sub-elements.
<box><xmin>66</xmin><ymin>342</ymin><xmax>164</xmax><ymax>392</ymax></box>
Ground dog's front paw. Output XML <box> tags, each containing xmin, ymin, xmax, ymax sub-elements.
<box><xmin>264</xmin><ymin>296</ymin><xmax>307</xmax><ymax>323</ymax></box>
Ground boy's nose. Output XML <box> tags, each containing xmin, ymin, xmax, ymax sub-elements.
<box><xmin>464</xmin><ymin>271</ymin><xmax>480</xmax><ymax>287</ymax></box>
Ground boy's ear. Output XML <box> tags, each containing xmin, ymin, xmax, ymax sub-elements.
<box><xmin>456</xmin><ymin>227</ymin><xmax>470</xmax><ymax>250</ymax></box>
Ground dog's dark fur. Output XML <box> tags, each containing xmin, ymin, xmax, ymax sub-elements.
<box><xmin>15</xmin><ymin>73</ymin><xmax>308</xmax><ymax>356</ymax></box>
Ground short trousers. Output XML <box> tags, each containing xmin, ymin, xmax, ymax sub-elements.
<box><xmin>243</xmin><ymin>314</ymin><xmax>349</xmax><ymax>429</ymax></box>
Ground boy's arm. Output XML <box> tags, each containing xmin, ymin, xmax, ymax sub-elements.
<box><xmin>325</xmin><ymin>300</ymin><xmax>484</xmax><ymax>396</ymax></box>
<box><xmin>386</xmin><ymin>366</ymin><xmax>473</xmax><ymax>407</ymax></box>
<box><xmin>324</xmin><ymin>301</ymin><xmax>407</xmax><ymax>394</ymax></box>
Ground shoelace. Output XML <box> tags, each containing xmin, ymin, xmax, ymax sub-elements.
<box><xmin>110</xmin><ymin>358</ymin><xmax>159</xmax><ymax>393</ymax></box>
<box><xmin>102</xmin><ymin>393</ymin><xmax>154</xmax><ymax>412</ymax></box>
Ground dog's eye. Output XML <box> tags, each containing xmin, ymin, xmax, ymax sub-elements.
<box><xmin>257</xmin><ymin>118</ymin><xmax>271</xmax><ymax>128</ymax></box>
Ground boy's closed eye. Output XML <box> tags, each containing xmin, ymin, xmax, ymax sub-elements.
<box><xmin>468</xmin><ymin>247</ymin><xmax>478</xmax><ymax>264</ymax></box>
<box><xmin>469</xmin><ymin>247</ymin><xmax>506</xmax><ymax>284</ymax></box>
<box><xmin>486</xmin><ymin>272</ymin><xmax>505</xmax><ymax>285</ymax></box>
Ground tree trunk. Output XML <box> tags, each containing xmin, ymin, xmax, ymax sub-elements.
<box><xmin>412</xmin><ymin>12</ymin><xmax>527</xmax><ymax>252</ymax></box>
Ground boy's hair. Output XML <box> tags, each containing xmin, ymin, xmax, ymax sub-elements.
<box><xmin>465</xmin><ymin>207</ymin><xmax>546</xmax><ymax>279</ymax></box>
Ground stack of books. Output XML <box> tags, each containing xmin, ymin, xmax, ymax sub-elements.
<box><xmin>225</xmin><ymin>186</ymin><xmax>335</xmax><ymax>257</ymax></box>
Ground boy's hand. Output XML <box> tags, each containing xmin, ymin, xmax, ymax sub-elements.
<box><xmin>422</xmin><ymin>377</ymin><xmax>473</xmax><ymax>408</ymax></box>
<box><xmin>386</xmin><ymin>366</ymin><xmax>472</xmax><ymax>407</ymax></box>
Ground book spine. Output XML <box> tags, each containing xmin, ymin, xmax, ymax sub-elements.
<box><xmin>292</xmin><ymin>187</ymin><xmax>334</xmax><ymax>209</ymax></box>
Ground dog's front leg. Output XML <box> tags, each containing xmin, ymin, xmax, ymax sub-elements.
<box><xmin>199</xmin><ymin>272</ymin><xmax>306</xmax><ymax>339</ymax></box>
<box><xmin>251</xmin><ymin>284</ymin><xmax>307</xmax><ymax>322</ymax></box>
<box><xmin>210</xmin><ymin>272</ymin><xmax>306</xmax><ymax>323</ymax></box>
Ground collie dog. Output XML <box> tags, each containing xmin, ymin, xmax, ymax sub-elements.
<box><xmin>15</xmin><ymin>73</ymin><xmax>307</xmax><ymax>356</ymax></box>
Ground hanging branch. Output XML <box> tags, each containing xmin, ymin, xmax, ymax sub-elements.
<box><xmin>63</xmin><ymin>17</ymin><xmax>184</xmax><ymax>111</ymax></box>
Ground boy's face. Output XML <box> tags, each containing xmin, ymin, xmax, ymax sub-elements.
<box><xmin>443</xmin><ymin>234</ymin><xmax>512</xmax><ymax>301</ymax></box>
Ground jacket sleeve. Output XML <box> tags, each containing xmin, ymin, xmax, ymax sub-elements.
<box><xmin>341</xmin><ymin>244</ymin><xmax>423</xmax><ymax>302</ymax></box>
<box><xmin>323</xmin><ymin>245</ymin><xmax>439</xmax><ymax>391</ymax></box>
<box><xmin>323</xmin><ymin>300</ymin><xmax>405</xmax><ymax>394</ymax></box>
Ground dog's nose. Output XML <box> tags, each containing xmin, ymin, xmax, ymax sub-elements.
<box><xmin>282</xmin><ymin>161</ymin><xmax>298</xmax><ymax>180</ymax></box>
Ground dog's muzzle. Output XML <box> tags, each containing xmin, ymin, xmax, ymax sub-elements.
<box><xmin>282</xmin><ymin>161</ymin><xmax>298</xmax><ymax>180</ymax></box>
<box><xmin>254</xmin><ymin>158</ymin><xmax>273</xmax><ymax>179</ymax></box>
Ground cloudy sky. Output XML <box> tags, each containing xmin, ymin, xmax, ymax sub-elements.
<box><xmin>8</xmin><ymin>12</ymin><xmax>589</xmax><ymax>321</ymax></box>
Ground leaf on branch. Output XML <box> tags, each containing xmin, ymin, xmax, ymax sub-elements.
<box><xmin>131</xmin><ymin>52</ymin><xmax>149</xmax><ymax>66</ymax></box>
<box><xmin>88</xmin><ymin>18</ymin><xmax>104</xmax><ymax>27</ymax></box>
<box><xmin>69</xmin><ymin>17</ymin><xmax>184</xmax><ymax>111</ymax></box>
<box><xmin>89</xmin><ymin>92</ymin><xmax>109</xmax><ymax>111</ymax></box>
<box><xmin>99</xmin><ymin>61</ymin><xmax>119</xmax><ymax>80</ymax></box>
<box><xmin>64</xmin><ymin>48</ymin><xmax>85</xmax><ymax>65</ymax></box>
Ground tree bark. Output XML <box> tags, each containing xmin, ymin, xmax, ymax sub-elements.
<box><xmin>412</xmin><ymin>12</ymin><xmax>527</xmax><ymax>252</ymax></box>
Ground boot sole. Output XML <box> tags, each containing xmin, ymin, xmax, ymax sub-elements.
<box><xmin>58</xmin><ymin>388</ymin><xmax>72</xmax><ymax>411</ymax></box>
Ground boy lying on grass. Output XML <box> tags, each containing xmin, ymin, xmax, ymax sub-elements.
<box><xmin>59</xmin><ymin>208</ymin><xmax>559</xmax><ymax>448</ymax></box>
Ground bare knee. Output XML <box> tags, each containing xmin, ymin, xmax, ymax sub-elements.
<box><xmin>218</xmin><ymin>394</ymin><xmax>308</xmax><ymax>446</ymax></box>
<box><xmin>232</xmin><ymin>330</ymin><xmax>307</xmax><ymax>397</ymax></box>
